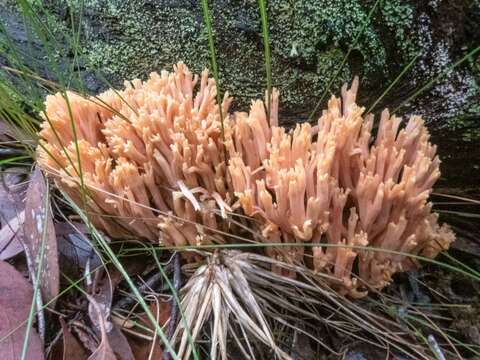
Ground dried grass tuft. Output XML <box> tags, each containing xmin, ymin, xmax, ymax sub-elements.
<box><xmin>171</xmin><ymin>250</ymin><xmax>441</xmax><ymax>359</ymax></box>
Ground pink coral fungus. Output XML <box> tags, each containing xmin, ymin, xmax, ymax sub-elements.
<box><xmin>38</xmin><ymin>63</ymin><xmax>232</xmax><ymax>248</ymax></box>
<box><xmin>37</xmin><ymin>63</ymin><xmax>454</xmax><ymax>296</ymax></box>
<box><xmin>228</xmin><ymin>78</ymin><xmax>454</xmax><ymax>296</ymax></box>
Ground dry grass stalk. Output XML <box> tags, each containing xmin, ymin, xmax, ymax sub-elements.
<box><xmin>170</xmin><ymin>251</ymin><xmax>290</xmax><ymax>360</ymax></box>
<box><xmin>173</xmin><ymin>250</ymin><xmax>441</xmax><ymax>360</ymax></box>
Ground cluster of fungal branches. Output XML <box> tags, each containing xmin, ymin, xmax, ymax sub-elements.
<box><xmin>37</xmin><ymin>63</ymin><xmax>454</xmax><ymax>297</ymax></box>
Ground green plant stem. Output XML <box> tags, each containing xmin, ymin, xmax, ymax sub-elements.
<box><xmin>124</xmin><ymin>242</ymin><xmax>479</xmax><ymax>283</ymax></box>
<box><xmin>64</xmin><ymin>192</ymin><xmax>180</xmax><ymax>359</ymax></box>
<box><xmin>308</xmin><ymin>0</ymin><xmax>382</xmax><ymax>122</ymax></box>
<box><xmin>20</xmin><ymin>179</ymin><xmax>50</xmax><ymax>360</ymax></box>
<box><xmin>392</xmin><ymin>45</ymin><xmax>480</xmax><ymax>114</ymax></box>
<box><xmin>367</xmin><ymin>51</ymin><xmax>420</xmax><ymax>114</ymax></box>
<box><xmin>200</xmin><ymin>0</ymin><xmax>225</xmax><ymax>144</ymax></box>
<box><xmin>258</xmin><ymin>0</ymin><xmax>272</xmax><ymax>123</ymax></box>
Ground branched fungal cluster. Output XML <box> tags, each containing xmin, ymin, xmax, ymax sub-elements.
<box><xmin>37</xmin><ymin>63</ymin><xmax>454</xmax><ymax>296</ymax></box>
<box><xmin>228</xmin><ymin>79</ymin><xmax>454</xmax><ymax>296</ymax></box>
<box><xmin>38</xmin><ymin>63</ymin><xmax>232</xmax><ymax>250</ymax></box>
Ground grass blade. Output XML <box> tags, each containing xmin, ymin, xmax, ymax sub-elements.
<box><xmin>307</xmin><ymin>0</ymin><xmax>382</xmax><ymax>122</ymax></box>
<box><xmin>258</xmin><ymin>0</ymin><xmax>272</xmax><ymax>123</ymax></box>
<box><xmin>20</xmin><ymin>176</ymin><xmax>50</xmax><ymax>360</ymax></box>
<box><xmin>200</xmin><ymin>0</ymin><xmax>226</xmax><ymax>144</ymax></box>
<box><xmin>62</xmin><ymin>192</ymin><xmax>180</xmax><ymax>359</ymax></box>
<box><xmin>367</xmin><ymin>50</ymin><xmax>421</xmax><ymax>113</ymax></box>
<box><xmin>392</xmin><ymin>45</ymin><xmax>480</xmax><ymax>114</ymax></box>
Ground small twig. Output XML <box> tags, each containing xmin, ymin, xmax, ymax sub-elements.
<box><xmin>149</xmin><ymin>296</ymin><xmax>161</xmax><ymax>360</ymax></box>
<box><xmin>428</xmin><ymin>335</ymin><xmax>446</xmax><ymax>360</ymax></box>
<box><xmin>290</xmin><ymin>328</ymin><xmax>299</xmax><ymax>359</ymax></box>
<box><xmin>23</xmin><ymin>244</ymin><xmax>46</xmax><ymax>341</ymax></box>
<box><xmin>290</xmin><ymin>299</ymin><xmax>300</xmax><ymax>359</ymax></box>
<box><xmin>163</xmin><ymin>253</ymin><xmax>182</xmax><ymax>360</ymax></box>
<box><xmin>85</xmin><ymin>254</ymin><xmax>93</xmax><ymax>286</ymax></box>
<box><xmin>120</xmin><ymin>325</ymin><xmax>154</xmax><ymax>341</ymax></box>
<box><xmin>114</xmin><ymin>269</ymin><xmax>167</xmax><ymax>310</ymax></box>
<box><xmin>44</xmin><ymin>328</ymin><xmax>62</xmax><ymax>358</ymax></box>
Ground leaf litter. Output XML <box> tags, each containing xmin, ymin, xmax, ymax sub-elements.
<box><xmin>87</xmin><ymin>266</ymin><xmax>147</xmax><ymax>360</ymax></box>
<box><xmin>0</xmin><ymin>260</ymin><xmax>44</xmax><ymax>360</ymax></box>
<box><xmin>24</xmin><ymin>167</ymin><xmax>59</xmax><ymax>307</ymax></box>
<box><xmin>0</xmin><ymin>167</ymin><xmax>28</xmax><ymax>260</ymax></box>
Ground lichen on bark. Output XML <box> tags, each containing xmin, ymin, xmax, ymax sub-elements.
<box><xmin>2</xmin><ymin>0</ymin><xmax>479</xmax><ymax>127</ymax></box>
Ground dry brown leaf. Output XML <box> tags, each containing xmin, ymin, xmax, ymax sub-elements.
<box><xmin>88</xmin><ymin>339</ymin><xmax>116</xmax><ymax>360</ymax></box>
<box><xmin>88</xmin><ymin>272</ymin><xmax>134</xmax><ymax>360</ymax></box>
<box><xmin>0</xmin><ymin>260</ymin><xmax>44</xmax><ymax>360</ymax></box>
<box><xmin>0</xmin><ymin>167</ymin><xmax>27</xmax><ymax>224</ymax></box>
<box><xmin>124</xmin><ymin>300</ymin><xmax>168</xmax><ymax>360</ymax></box>
<box><xmin>88</xmin><ymin>262</ymin><xmax>145</xmax><ymax>330</ymax></box>
<box><xmin>151</xmin><ymin>300</ymin><xmax>171</xmax><ymax>331</ymax></box>
<box><xmin>87</xmin><ymin>296</ymin><xmax>124</xmax><ymax>360</ymax></box>
<box><xmin>125</xmin><ymin>336</ymin><xmax>163</xmax><ymax>360</ymax></box>
<box><xmin>55</xmin><ymin>222</ymin><xmax>90</xmax><ymax>237</ymax></box>
<box><xmin>106</xmin><ymin>327</ymin><xmax>135</xmax><ymax>360</ymax></box>
<box><xmin>88</xmin><ymin>271</ymin><xmax>115</xmax><ymax>333</ymax></box>
<box><xmin>0</xmin><ymin>167</ymin><xmax>28</xmax><ymax>260</ymax></box>
<box><xmin>55</xmin><ymin>221</ymin><xmax>103</xmax><ymax>281</ymax></box>
<box><xmin>56</xmin><ymin>230</ymin><xmax>101</xmax><ymax>280</ymax></box>
<box><xmin>0</xmin><ymin>210</ymin><xmax>25</xmax><ymax>260</ymax></box>
<box><xmin>87</xmin><ymin>296</ymin><xmax>117</xmax><ymax>360</ymax></box>
<box><xmin>24</xmin><ymin>167</ymin><xmax>59</xmax><ymax>307</ymax></box>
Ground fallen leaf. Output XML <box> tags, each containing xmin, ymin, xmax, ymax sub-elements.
<box><xmin>125</xmin><ymin>336</ymin><xmax>162</xmax><ymax>360</ymax></box>
<box><xmin>0</xmin><ymin>260</ymin><xmax>44</xmax><ymax>360</ymax></box>
<box><xmin>88</xmin><ymin>271</ymin><xmax>115</xmax><ymax>334</ymax></box>
<box><xmin>125</xmin><ymin>299</ymin><xmax>169</xmax><ymax>360</ymax></box>
<box><xmin>105</xmin><ymin>326</ymin><xmax>135</xmax><ymax>360</ymax></box>
<box><xmin>87</xmin><ymin>296</ymin><xmax>117</xmax><ymax>360</ymax></box>
<box><xmin>0</xmin><ymin>168</ymin><xmax>28</xmax><ymax>260</ymax></box>
<box><xmin>0</xmin><ymin>210</ymin><xmax>25</xmax><ymax>260</ymax></box>
<box><xmin>56</xmin><ymin>221</ymin><xmax>101</xmax><ymax>279</ymax></box>
<box><xmin>0</xmin><ymin>167</ymin><xmax>27</xmax><ymax>224</ymax></box>
<box><xmin>55</xmin><ymin>222</ymin><xmax>91</xmax><ymax>237</ymax></box>
<box><xmin>59</xmin><ymin>319</ymin><xmax>88</xmax><ymax>360</ymax></box>
<box><xmin>24</xmin><ymin>167</ymin><xmax>59</xmax><ymax>307</ymax></box>
<box><xmin>88</xmin><ymin>271</ymin><xmax>134</xmax><ymax>360</ymax></box>
<box><xmin>151</xmin><ymin>299</ymin><xmax>171</xmax><ymax>330</ymax></box>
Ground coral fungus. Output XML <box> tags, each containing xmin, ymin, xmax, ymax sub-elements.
<box><xmin>38</xmin><ymin>63</ymin><xmax>232</xmax><ymax>248</ymax></box>
<box><xmin>228</xmin><ymin>78</ymin><xmax>454</xmax><ymax>296</ymax></box>
<box><xmin>37</xmin><ymin>63</ymin><xmax>454</xmax><ymax>296</ymax></box>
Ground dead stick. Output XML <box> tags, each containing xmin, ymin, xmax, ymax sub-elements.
<box><xmin>163</xmin><ymin>253</ymin><xmax>181</xmax><ymax>360</ymax></box>
<box><xmin>113</xmin><ymin>270</ymin><xmax>167</xmax><ymax>310</ymax></box>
